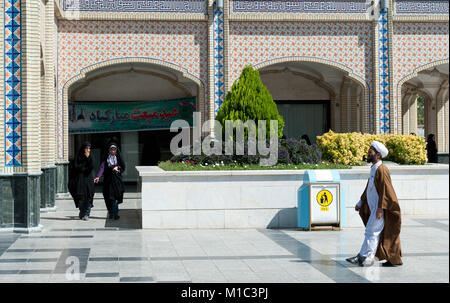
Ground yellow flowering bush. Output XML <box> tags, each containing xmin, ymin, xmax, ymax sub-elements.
<box><xmin>316</xmin><ymin>131</ymin><xmax>427</xmax><ymax>165</ymax></box>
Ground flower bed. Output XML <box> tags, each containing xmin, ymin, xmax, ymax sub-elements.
<box><xmin>158</xmin><ymin>160</ymin><xmax>351</xmax><ymax>171</ymax></box>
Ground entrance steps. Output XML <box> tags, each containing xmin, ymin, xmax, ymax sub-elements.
<box><xmin>55</xmin><ymin>192</ymin><xmax>141</xmax><ymax>211</ymax></box>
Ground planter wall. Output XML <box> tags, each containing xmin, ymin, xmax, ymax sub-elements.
<box><xmin>136</xmin><ymin>164</ymin><xmax>449</xmax><ymax>229</ymax></box>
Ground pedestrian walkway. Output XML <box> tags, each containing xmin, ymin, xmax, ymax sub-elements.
<box><xmin>0</xmin><ymin>195</ymin><xmax>448</xmax><ymax>283</ymax></box>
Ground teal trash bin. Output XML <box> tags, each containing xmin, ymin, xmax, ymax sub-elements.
<box><xmin>298</xmin><ymin>170</ymin><xmax>346</xmax><ymax>231</ymax></box>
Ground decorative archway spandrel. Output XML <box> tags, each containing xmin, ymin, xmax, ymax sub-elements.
<box><xmin>57</xmin><ymin>20</ymin><xmax>208</xmax><ymax>90</ymax></box>
<box><xmin>227</xmin><ymin>22</ymin><xmax>374</xmax><ymax>89</ymax></box>
<box><xmin>56</xmin><ymin>20</ymin><xmax>209</xmax><ymax>160</ymax></box>
<box><xmin>392</xmin><ymin>22</ymin><xmax>449</xmax><ymax>132</ymax></box>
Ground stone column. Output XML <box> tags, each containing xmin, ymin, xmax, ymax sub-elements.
<box><xmin>371</xmin><ymin>14</ymin><xmax>380</xmax><ymax>134</ymax></box>
<box><xmin>329</xmin><ymin>94</ymin><xmax>337</xmax><ymax>132</ymax></box>
<box><xmin>387</xmin><ymin>0</ymin><xmax>395</xmax><ymax>133</ymax></box>
<box><xmin>40</xmin><ymin>0</ymin><xmax>57</xmax><ymax>210</ymax></box>
<box><xmin>436</xmin><ymin>79</ymin><xmax>449</xmax><ymax>153</ymax></box>
<box><xmin>1</xmin><ymin>0</ymin><xmax>43</xmax><ymax>232</ymax></box>
<box><xmin>56</xmin><ymin>0</ymin><xmax>69</xmax><ymax>197</ymax></box>
<box><xmin>401</xmin><ymin>87</ymin><xmax>417</xmax><ymax>135</ymax></box>
<box><xmin>55</xmin><ymin>161</ymin><xmax>69</xmax><ymax>197</ymax></box>
<box><xmin>377</xmin><ymin>0</ymin><xmax>392</xmax><ymax>134</ymax></box>
<box><xmin>340</xmin><ymin>76</ymin><xmax>353</xmax><ymax>132</ymax></box>
<box><xmin>208</xmin><ymin>0</ymin><xmax>225</xmax><ymax>135</ymax></box>
<box><xmin>354</xmin><ymin>85</ymin><xmax>363</xmax><ymax>132</ymax></box>
<box><xmin>409</xmin><ymin>95</ymin><xmax>418</xmax><ymax>135</ymax></box>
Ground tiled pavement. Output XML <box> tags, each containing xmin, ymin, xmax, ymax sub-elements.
<box><xmin>0</xmin><ymin>194</ymin><xmax>448</xmax><ymax>283</ymax></box>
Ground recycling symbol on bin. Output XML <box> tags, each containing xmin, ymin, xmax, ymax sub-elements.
<box><xmin>316</xmin><ymin>190</ymin><xmax>333</xmax><ymax>207</ymax></box>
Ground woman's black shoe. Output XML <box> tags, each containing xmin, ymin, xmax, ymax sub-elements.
<box><xmin>108</xmin><ymin>212</ymin><xmax>113</xmax><ymax>219</ymax></box>
<box><xmin>114</xmin><ymin>215</ymin><xmax>120</xmax><ymax>220</ymax></box>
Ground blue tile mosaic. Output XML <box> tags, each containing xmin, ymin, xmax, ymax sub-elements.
<box><xmin>3</xmin><ymin>0</ymin><xmax>22</xmax><ymax>166</ymax></box>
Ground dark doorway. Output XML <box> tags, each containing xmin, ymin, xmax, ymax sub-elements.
<box><xmin>139</xmin><ymin>129</ymin><xmax>178</xmax><ymax>166</ymax></box>
<box><xmin>70</xmin><ymin>129</ymin><xmax>179</xmax><ymax>192</ymax></box>
<box><xmin>275</xmin><ymin>100</ymin><xmax>330</xmax><ymax>144</ymax></box>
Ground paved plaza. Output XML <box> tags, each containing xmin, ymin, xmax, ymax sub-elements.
<box><xmin>0</xmin><ymin>194</ymin><xmax>448</xmax><ymax>283</ymax></box>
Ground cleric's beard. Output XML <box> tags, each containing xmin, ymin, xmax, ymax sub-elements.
<box><xmin>367</xmin><ymin>155</ymin><xmax>375</xmax><ymax>163</ymax></box>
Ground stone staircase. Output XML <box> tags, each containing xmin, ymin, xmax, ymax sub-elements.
<box><xmin>54</xmin><ymin>192</ymin><xmax>142</xmax><ymax>211</ymax></box>
<box><xmin>46</xmin><ymin>192</ymin><xmax>143</xmax><ymax>229</ymax></box>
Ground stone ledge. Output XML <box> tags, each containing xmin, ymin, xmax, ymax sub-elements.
<box><xmin>136</xmin><ymin>164</ymin><xmax>449</xmax><ymax>177</ymax></box>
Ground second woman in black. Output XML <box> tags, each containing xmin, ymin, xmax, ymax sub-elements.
<box><xmin>94</xmin><ymin>143</ymin><xmax>126</xmax><ymax>220</ymax></box>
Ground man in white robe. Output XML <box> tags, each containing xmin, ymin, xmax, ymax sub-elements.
<box><xmin>346</xmin><ymin>141</ymin><xmax>389</xmax><ymax>267</ymax></box>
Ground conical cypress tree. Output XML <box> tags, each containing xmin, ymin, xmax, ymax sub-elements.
<box><xmin>216</xmin><ymin>66</ymin><xmax>284</xmax><ymax>139</ymax></box>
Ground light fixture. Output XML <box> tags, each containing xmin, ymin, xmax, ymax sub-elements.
<box><xmin>216</xmin><ymin>0</ymin><xmax>223</xmax><ymax>8</ymax></box>
<box><xmin>430</xmin><ymin>67</ymin><xmax>441</xmax><ymax>78</ymax></box>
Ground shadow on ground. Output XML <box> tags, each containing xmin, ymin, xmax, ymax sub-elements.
<box><xmin>104</xmin><ymin>209</ymin><xmax>142</xmax><ymax>229</ymax></box>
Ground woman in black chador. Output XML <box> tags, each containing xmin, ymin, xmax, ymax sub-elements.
<box><xmin>94</xmin><ymin>143</ymin><xmax>125</xmax><ymax>220</ymax></box>
<box><xmin>426</xmin><ymin>133</ymin><xmax>438</xmax><ymax>163</ymax></box>
<box><xmin>69</xmin><ymin>142</ymin><xmax>95</xmax><ymax>221</ymax></box>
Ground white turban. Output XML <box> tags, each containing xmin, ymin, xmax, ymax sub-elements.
<box><xmin>371</xmin><ymin>141</ymin><xmax>388</xmax><ymax>158</ymax></box>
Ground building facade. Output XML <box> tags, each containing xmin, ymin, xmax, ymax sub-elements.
<box><xmin>0</xmin><ymin>0</ymin><xmax>449</xmax><ymax>231</ymax></box>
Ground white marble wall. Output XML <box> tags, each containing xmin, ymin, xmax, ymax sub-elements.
<box><xmin>137</xmin><ymin>165</ymin><xmax>449</xmax><ymax>229</ymax></box>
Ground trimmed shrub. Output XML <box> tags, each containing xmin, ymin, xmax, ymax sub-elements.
<box><xmin>316</xmin><ymin>131</ymin><xmax>427</xmax><ymax>165</ymax></box>
<box><xmin>277</xmin><ymin>147</ymin><xmax>290</xmax><ymax>164</ymax></box>
<box><xmin>280</xmin><ymin>138</ymin><xmax>322</xmax><ymax>164</ymax></box>
<box><xmin>384</xmin><ymin>134</ymin><xmax>428</xmax><ymax>165</ymax></box>
<box><xmin>215</xmin><ymin>65</ymin><xmax>284</xmax><ymax>139</ymax></box>
<box><xmin>168</xmin><ymin>137</ymin><xmax>323</xmax><ymax>166</ymax></box>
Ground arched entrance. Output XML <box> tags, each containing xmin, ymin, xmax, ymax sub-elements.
<box><xmin>399</xmin><ymin>62</ymin><xmax>449</xmax><ymax>154</ymax></box>
<box><xmin>255</xmin><ymin>59</ymin><xmax>369</xmax><ymax>143</ymax></box>
<box><xmin>65</xmin><ymin>60</ymin><xmax>203</xmax><ymax>186</ymax></box>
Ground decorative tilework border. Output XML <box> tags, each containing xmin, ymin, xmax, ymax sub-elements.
<box><xmin>4</xmin><ymin>0</ymin><xmax>22</xmax><ymax>166</ymax></box>
<box><xmin>61</xmin><ymin>0</ymin><xmax>207</xmax><ymax>13</ymax></box>
<box><xmin>378</xmin><ymin>8</ymin><xmax>390</xmax><ymax>134</ymax></box>
<box><xmin>231</xmin><ymin>0</ymin><xmax>368</xmax><ymax>13</ymax></box>
<box><xmin>392</xmin><ymin>15</ymin><xmax>449</xmax><ymax>22</ymax></box>
<box><xmin>213</xmin><ymin>3</ymin><xmax>224</xmax><ymax>115</ymax></box>
<box><xmin>395</xmin><ymin>0</ymin><xmax>449</xmax><ymax>14</ymax></box>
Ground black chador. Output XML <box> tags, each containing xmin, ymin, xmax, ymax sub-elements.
<box><xmin>68</xmin><ymin>142</ymin><xmax>95</xmax><ymax>220</ymax></box>
<box><xmin>95</xmin><ymin>143</ymin><xmax>125</xmax><ymax>220</ymax></box>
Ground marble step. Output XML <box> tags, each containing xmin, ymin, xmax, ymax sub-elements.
<box><xmin>56</xmin><ymin>192</ymin><xmax>141</xmax><ymax>200</ymax></box>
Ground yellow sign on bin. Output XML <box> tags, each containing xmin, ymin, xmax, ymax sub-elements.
<box><xmin>316</xmin><ymin>189</ymin><xmax>333</xmax><ymax>211</ymax></box>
